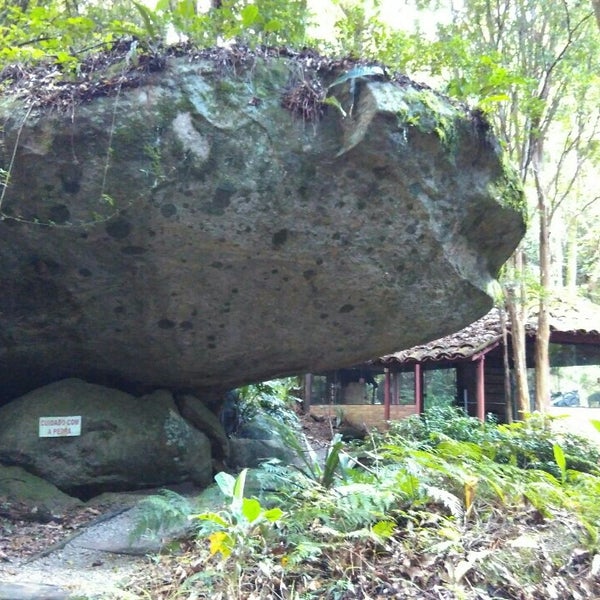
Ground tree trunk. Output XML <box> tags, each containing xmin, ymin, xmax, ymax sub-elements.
<box><xmin>534</xmin><ymin>169</ymin><xmax>551</xmax><ymax>413</ymax></box>
<box><xmin>593</xmin><ymin>0</ymin><xmax>600</xmax><ymax>32</ymax></box>
<box><xmin>504</xmin><ymin>249</ymin><xmax>530</xmax><ymax>419</ymax></box>
<box><xmin>500</xmin><ymin>305</ymin><xmax>513</xmax><ymax>423</ymax></box>
<box><xmin>565</xmin><ymin>216</ymin><xmax>578</xmax><ymax>294</ymax></box>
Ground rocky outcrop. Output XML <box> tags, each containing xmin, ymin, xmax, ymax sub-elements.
<box><xmin>0</xmin><ymin>50</ymin><xmax>525</xmax><ymax>399</ymax></box>
<box><xmin>0</xmin><ymin>465</ymin><xmax>83</xmax><ymax>521</ymax></box>
<box><xmin>0</xmin><ymin>379</ymin><xmax>212</xmax><ymax>496</ymax></box>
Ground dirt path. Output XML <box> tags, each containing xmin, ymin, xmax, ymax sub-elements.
<box><xmin>0</xmin><ymin>507</ymin><xmax>153</xmax><ymax>599</ymax></box>
<box><xmin>0</xmin><ymin>487</ymin><xmax>199</xmax><ymax>599</ymax></box>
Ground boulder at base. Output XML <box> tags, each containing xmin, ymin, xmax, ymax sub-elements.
<box><xmin>0</xmin><ymin>379</ymin><xmax>212</xmax><ymax>497</ymax></box>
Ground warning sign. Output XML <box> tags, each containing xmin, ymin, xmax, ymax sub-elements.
<box><xmin>39</xmin><ymin>416</ymin><xmax>82</xmax><ymax>438</ymax></box>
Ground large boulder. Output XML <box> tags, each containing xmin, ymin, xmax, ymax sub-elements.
<box><xmin>0</xmin><ymin>48</ymin><xmax>525</xmax><ymax>399</ymax></box>
<box><xmin>0</xmin><ymin>379</ymin><xmax>212</xmax><ymax>496</ymax></box>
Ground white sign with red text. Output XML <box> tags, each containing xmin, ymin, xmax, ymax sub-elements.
<box><xmin>39</xmin><ymin>416</ymin><xmax>82</xmax><ymax>438</ymax></box>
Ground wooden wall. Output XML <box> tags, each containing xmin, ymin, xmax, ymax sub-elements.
<box><xmin>457</xmin><ymin>355</ymin><xmax>508</xmax><ymax>422</ymax></box>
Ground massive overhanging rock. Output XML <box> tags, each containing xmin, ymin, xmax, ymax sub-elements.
<box><xmin>0</xmin><ymin>49</ymin><xmax>525</xmax><ymax>400</ymax></box>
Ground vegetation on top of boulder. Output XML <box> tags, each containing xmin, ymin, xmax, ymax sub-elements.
<box><xmin>0</xmin><ymin>0</ymin><xmax>493</xmax><ymax>136</ymax></box>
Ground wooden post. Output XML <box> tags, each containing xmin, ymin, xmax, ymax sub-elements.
<box><xmin>384</xmin><ymin>368</ymin><xmax>391</xmax><ymax>421</ymax></box>
<box><xmin>304</xmin><ymin>373</ymin><xmax>312</xmax><ymax>413</ymax></box>
<box><xmin>414</xmin><ymin>363</ymin><xmax>423</xmax><ymax>414</ymax></box>
<box><xmin>476</xmin><ymin>356</ymin><xmax>485</xmax><ymax>422</ymax></box>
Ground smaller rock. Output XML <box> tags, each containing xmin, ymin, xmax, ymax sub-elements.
<box><xmin>177</xmin><ymin>394</ymin><xmax>230</xmax><ymax>459</ymax></box>
<box><xmin>0</xmin><ymin>465</ymin><xmax>82</xmax><ymax>522</ymax></box>
<box><xmin>228</xmin><ymin>438</ymin><xmax>294</xmax><ymax>469</ymax></box>
<box><xmin>237</xmin><ymin>413</ymin><xmax>281</xmax><ymax>440</ymax></box>
<box><xmin>0</xmin><ymin>582</ymin><xmax>70</xmax><ymax>600</ymax></box>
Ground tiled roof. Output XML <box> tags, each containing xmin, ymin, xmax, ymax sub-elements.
<box><xmin>533</xmin><ymin>297</ymin><xmax>600</xmax><ymax>337</ymax></box>
<box><xmin>374</xmin><ymin>296</ymin><xmax>600</xmax><ymax>366</ymax></box>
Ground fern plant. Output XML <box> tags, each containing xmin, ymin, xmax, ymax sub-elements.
<box><xmin>130</xmin><ymin>488</ymin><xmax>192</xmax><ymax>543</ymax></box>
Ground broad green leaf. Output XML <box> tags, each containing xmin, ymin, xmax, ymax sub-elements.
<box><xmin>263</xmin><ymin>507</ymin><xmax>284</xmax><ymax>522</ymax></box>
<box><xmin>553</xmin><ymin>443</ymin><xmax>567</xmax><ymax>478</ymax></box>
<box><xmin>553</xmin><ymin>443</ymin><xmax>566</xmax><ymax>470</ymax></box>
<box><xmin>214</xmin><ymin>471</ymin><xmax>236</xmax><ymax>498</ymax></box>
<box><xmin>323</xmin><ymin>96</ymin><xmax>347</xmax><ymax>118</ymax></box>
<box><xmin>176</xmin><ymin>0</ymin><xmax>197</xmax><ymax>20</ymax></box>
<box><xmin>263</xmin><ymin>19</ymin><xmax>282</xmax><ymax>33</ymax></box>
<box><xmin>241</xmin><ymin>4</ymin><xmax>259</xmax><ymax>27</ymax></box>
<box><xmin>193</xmin><ymin>511</ymin><xmax>229</xmax><ymax>528</ymax></box>
<box><xmin>372</xmin><ymin>520</ymin><xmax>396</xmax><ymax>540</ymax></box>
<box><xmin>132</xmin><ymin>1</ymin><xmax>156</xmax><ymax>38</ymax></box>
<box><xmin>232</xmin><ymin>468</ymin><xmax>248</xmax><ymax>502</ymax></box>
<box><xmin>155</xmin><ymin>0</ymin><xmax>171</xmax><ymax>11</ymax></box>
<box><xmin>241</xmin><ymin>497</ymin><xmax>261</xmax><ymax>523</ymax></box>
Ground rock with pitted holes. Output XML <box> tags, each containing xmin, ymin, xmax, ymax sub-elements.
<box><xmin>0</xmin><ymin>50</ymin><xmax>525</xmax><ymax>402</ymax></box>
<box><xmin>0</xmin><ymin>379</ymin><xmax>212</xmax><ymax>496</ymax></box>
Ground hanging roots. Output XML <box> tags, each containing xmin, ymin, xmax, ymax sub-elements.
<box><xmin>281</xmin><ymin>77</ymin><xmax>326</xmax><ymax>122</ymax></box>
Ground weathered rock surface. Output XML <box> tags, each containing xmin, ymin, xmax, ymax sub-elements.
<box><xmin>228</xmin><ymin>438</ymin><xmax>294</xmax><ymax>469</ymax></box>
<box><xmin>0</xmin><ymin>51</ymin><xmax>525</xmax><ymax>399</ymax></box>
<box><xmin>177</xmin><ymin>393</ymin><xmax>230</xmax><ymax>459</ymax></box>
<box><xmin>0</xmin><ymin>465</ymin><xmax>82</xmax><ymax>521</ymax></box>
<box><xmin>0</xmin><ymin>583</ymin><xmax>70</xmax><ymax>600</ymax></box>
<box><xmin>0</xmin><ymin>379</ymin><xmax>212</xmax><ymax>496</ymax></box>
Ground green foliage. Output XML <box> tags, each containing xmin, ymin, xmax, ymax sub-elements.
<box><xmin>387</xmin><ymin>405</ymin><xmax>495</xmax><ymax>447</ymax></box>
<box><xmin>131</xmin><ymin>488</ymin><xmax>192</xmax><ymax>542</ymax></box>
<box><xmin>131</xmin><ymin>406</ymin><xmax>600</xmax><ymax>598</ymax></box>
<box><xmin>326</xmin><ymin>0</ymin><xmax>413</xmax><ymax>64</ymax></box>
<box><xmin>236</xmin><ymin>377</ymin><xmax>301</xmax><ymax>430</ymax></box>
<box><xmin>553</xmin><ymin>442</ymin><xmax>567</xmax><ymax>484</ymax></box>
<box><xmin>0</xmin><ymin>0</ymin><xmax>313</xmax><ymax>73</ymax></box>
<box><xmin>138</xmin><ymin>0</ymin><xmax>314</xmax><ymax>48</ymax></box>
<box><xmin>494</xmin><ymin>414</ymin><xmax>600</xmax><ymax>478</ymax></box>
<box><xmin>193</xmin><ymin>469</ymin><xmax>283</xmax><ymax>558</ymax></box>
<box><xmin>387</xmin><ymin>406</ymin><xmax>600</xmax><ymax>479</ymax></box>
<box><xmin>191</xmin><ymin>468</ymin><xmax>284</xmax><ymax>597</ymax></box>
<box><xmin>0</xmin><ymin>1</ymin><xmax>147</xmax><ymax>71</ymax></box>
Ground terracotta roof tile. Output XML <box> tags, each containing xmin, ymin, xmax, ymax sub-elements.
<box><xmin>373</xmin><ymin>296</ymin><xmax>600</xmax><ymax>366</ymax></box>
